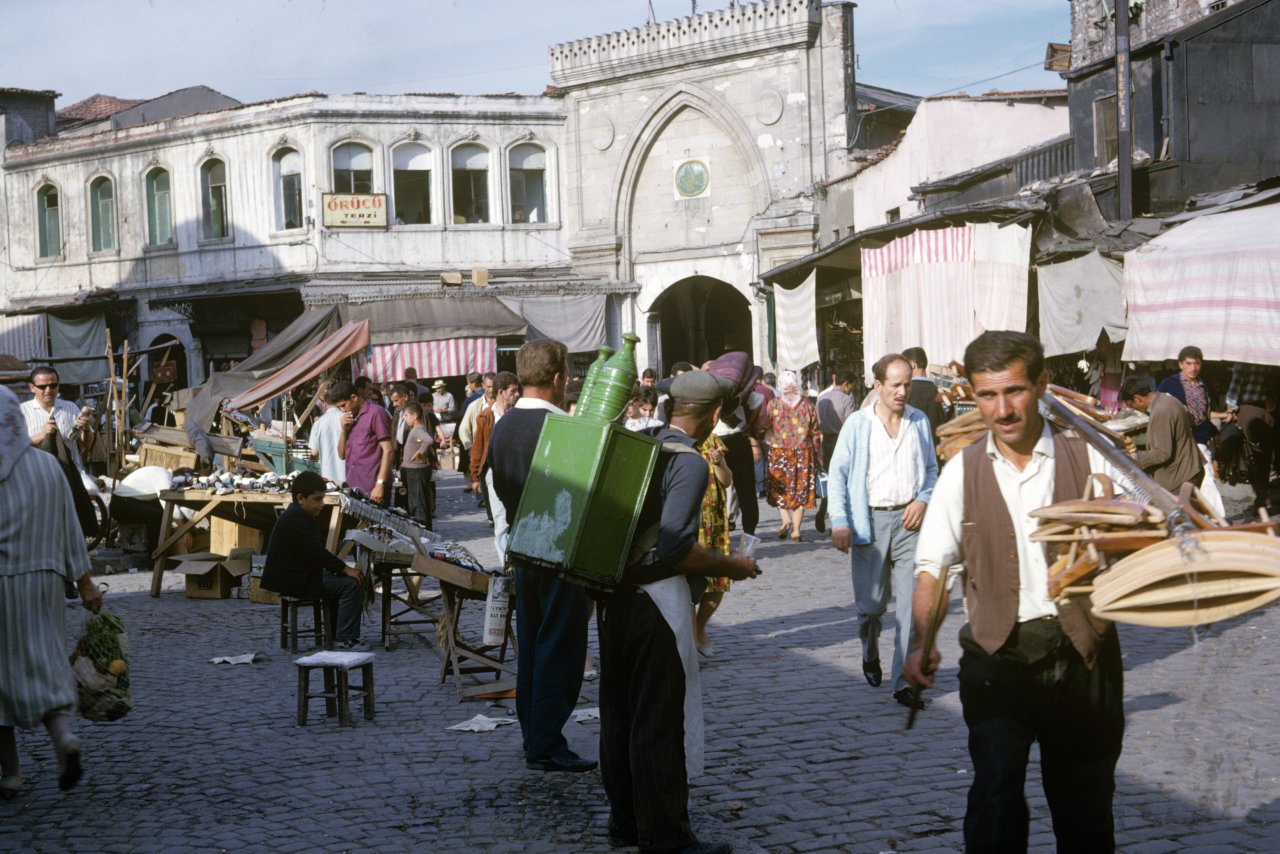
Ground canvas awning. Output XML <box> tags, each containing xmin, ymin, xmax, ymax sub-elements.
<box><xmin>224</xmin><ymin>321</ymin><xmax>370</xmax><ymax>412</ymax></box>
<box><xmin>1037</xmin><ymin>250</ymin><xmax>1127</xmax><ymax>357</ymax></box>
<box><xmin>1122</xmin><ymin>203</ymin><xmax>1280</xmax><ymax>365</ymax></box>
<box><xmin>499</xmin><ymin>294</ymin><xmax>606</xmax><ymax>352</ymax></box>
<box><xmin>338</xmin><ymin>296</ymin><xmax>526</xmax><ymax>345</ymax></box>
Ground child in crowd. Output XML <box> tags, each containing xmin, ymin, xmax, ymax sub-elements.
<box><xmin>400</xmin><ymin>402</ymin><xmax>435</xmax><ymax>529</ymax></box>
<box><xmin>624</xmin><ymin>386</ymin><xmax>664</xmax><ymax>431</ymax></box>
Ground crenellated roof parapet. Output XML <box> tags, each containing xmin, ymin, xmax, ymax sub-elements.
<box><xmin>549</xmin><ymin>0</ymin><xmax>823</xmax><ymax>90</ymax></box>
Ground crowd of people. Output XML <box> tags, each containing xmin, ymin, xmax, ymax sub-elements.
<box><xmin>4</xmin><ymin>336</ymin><xmax>1276</xmax><ymax>853</ymax></box>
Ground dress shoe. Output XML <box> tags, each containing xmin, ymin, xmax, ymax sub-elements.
<box><xmin>54</xmin><ymin>733</ymin><xmax>82</xmax><ymax>791</ymax></box>
<box><xmin>862</xmin><ymin>659</ymin><xmax>882</xmax><ymax>687</ymax></box>
<box><xmin>894</xmin><ymin>688</ymin><xmax>925</xmax><ymax>711</ymax></box>
<box><xmin>0</xmin><ymin>774</ymin><xmax>21</xmax><ymax>800</ymax></box>
<box><xmin>526</xmin><ymin>752</ymin><xmax>597</xmax><ymax>773</ymax></box>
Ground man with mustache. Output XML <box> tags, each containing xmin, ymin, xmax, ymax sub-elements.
<box><xmin>905</xmin><ymin>331</ymin><xmax>1128</xmax><ymax>852</ymax></box>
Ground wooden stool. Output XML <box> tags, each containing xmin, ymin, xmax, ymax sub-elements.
<box><xmin>279</xmin><ymin>595</ymin><xmax>335</xmax><ymax>652</ymax></box>
<box><xmin>295</xmin><ymin>651</ymin><xmax>375</xmax><ymax>726</ymax></box>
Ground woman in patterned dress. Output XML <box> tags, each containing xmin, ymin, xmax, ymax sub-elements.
<box><xmin>694</xmin><ymin>432</ymin><xmax>733</xmax><ymax>656</ymax></box>
<box><xmin>765</xmin><ymin>371</ymin><xmax>821</xmax><ymax>543</ymax></box>
<box><xmin>0</xmin><ymin>387</ymin><xmax>103</xmax><ymax>799</ymax></box>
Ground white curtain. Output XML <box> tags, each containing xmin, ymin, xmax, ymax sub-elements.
<box><xmin>775</xmin><ymin>270</ymin><xmax>820</xmax><ymax>371</ymax></box>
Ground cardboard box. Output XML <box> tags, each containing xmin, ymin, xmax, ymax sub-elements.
<box><xmin>247</xmin><ymin>576</ymin><xmax>280</xmax><ymax>606</ymax></box>
<box><xmin>170</xmin><ymin>548</ymin><xmax>253</xmax><ymax>600</ymax></box>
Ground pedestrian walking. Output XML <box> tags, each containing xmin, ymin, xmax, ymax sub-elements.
<box><xmin>1</xmin><ymin>386</ymin><xmax>104</xmax><ymax>798</ymax></box>
<box><xmin>764</xmin><ymin>371</ymin><xmax>820</xmax><ymax>542</ymax></box>
<box><xmin>813</xmin><ymin>367</ymin><xmax>856</xmax><ymax>532</ymax></box>
<box><xmin>906</xmin><ymin>331</ymin><xmax>1130</xmax><ymax>852</ymax></box>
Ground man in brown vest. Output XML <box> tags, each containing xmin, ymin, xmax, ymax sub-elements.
<box><xmin>905</xmin><ymin>331</ymin><xmax>1126</xmax><ymax>853</ymax></box>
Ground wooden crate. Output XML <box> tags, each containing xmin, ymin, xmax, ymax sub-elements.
<box><xmin>211</xmin><ymin>517</ymin><xmax>262</xmax><ymax>555</ymax></box>
<box><xmin>138</xmin><ymin>443</ymin><xmax>198</xmax><ymax>471</ymax></box>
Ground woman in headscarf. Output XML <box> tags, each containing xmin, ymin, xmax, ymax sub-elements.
<box><xmin>764</xmin><ymin>371</ymin><xmax>821</xmax><ymax>542</ymax></box>
<box><xmin>0</xmin><ymin>387</ymin><xmax>103</xmax><ymax>798</ymax></box>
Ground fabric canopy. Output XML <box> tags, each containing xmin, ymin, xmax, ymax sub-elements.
<box><xmin>361</xmin><ymin>338</ymin><xmax>497</xmax><ymax>382</ymax></box>
<box><xmin>339</xmin><ymin>297</ymin><xmax>526</xmax><ymax>346</ymax></box>
<box><xmin>774</xmin><ymin>270</ymin><xmax>820</xmax><ymax>371</ymax></box>
<box><xmin>224</xmin><ymin>321</ymin><xmax>370</xmax><ymax>412</ymax></box>
<box><xmin>499</xmin><ymin>294</ymin><xmax>606</xmax><ymax>353</ymax></box>
<box><xmin>1122</xmin><ymin>203</ymin><xmax>1280</xmax><ymax>365</ymax></box>
<box><xmin>48</xmin><ymin>313</ymin><xmax>107</xmax><ymax>385</ymax></box>
<box><xmin>0</xmin><ymin>314</ymin><xmax>48</xmax><ymax>363</ymax></box>
<box><xmin>184</xmin><ymin>306</ymin><xmax>344</xmax><ymax>440</ymax></box>
<box><xmin>1037</xmin><ymin>250</ymin><xmax>1128</xmax><ymax>357</ymax></box>
<box><xmin>861</xmin><ymin>223</ymin><xmax>1030</xmax><ymax>382</ymax></box>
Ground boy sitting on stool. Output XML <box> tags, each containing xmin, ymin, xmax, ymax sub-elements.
<box><xmin>263</xmin><ymin>471</ymin><xmax>366</xmax><ymax>650</ymax></box>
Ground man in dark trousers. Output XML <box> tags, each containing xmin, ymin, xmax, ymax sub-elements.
<box><xmin>813</xmin><ymin>366</ymin><xmax>856</xmax><ymax>532</ymax></box>
<box><xmin>600</xmin><ymin>370</ymin><xmax>761</xmax><ymax>854</ymax></box>
<box><xmin>906</xmin><ymin>331</ymin><xmax>1128</xmax><ymax>852</ymax></box>
<box><xmin>261</xmin><ymin>471</ymin><xmax>366</xmax><ymax>650</ymax></box>
<box><xmin>485</xmin><ymin>339</ymin><xmax>595</xmax><ymax>773</ymax></box>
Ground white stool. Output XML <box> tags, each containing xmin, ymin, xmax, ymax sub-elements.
<box><xmin>295</xmin><ymin>651</ymin><xmax>375</xmax><ymax>726</ymax></box>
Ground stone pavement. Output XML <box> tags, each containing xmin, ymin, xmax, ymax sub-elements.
<box><xmin>2</xmin><ymin>471</ymin><xmax>1278</xmax><ymax>853</ymax></box>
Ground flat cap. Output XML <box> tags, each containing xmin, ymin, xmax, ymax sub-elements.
<box><xmin>661</xmin><ymin>369</ymin><xmax>736</xmax><ymax>406</ymax></box>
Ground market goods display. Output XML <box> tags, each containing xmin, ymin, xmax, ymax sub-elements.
<box><xmin>70</xmin><ymin>611</ymin><xmax>133</xmax><ymax>722</ymax></box>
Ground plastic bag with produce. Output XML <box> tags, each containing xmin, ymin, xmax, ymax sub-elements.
<box><xmin>69</xmin><ymin>611</ymin><xmax>133</xmax><ymax>722</ymax></box>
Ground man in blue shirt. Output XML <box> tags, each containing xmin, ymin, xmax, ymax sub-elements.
<box><xmin>599</xmin><ymin>370</ymin><xmax>761</xmax><ymax>854</ymax></box>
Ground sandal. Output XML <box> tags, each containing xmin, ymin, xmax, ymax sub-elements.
<box><xmin>790</xmin><ymin>534</ymin><xmax>802</xmax><ymax>544</ymax></box>
<box><xmin>778</xmin><ymin>523</ymin><xmax>791</xmax><ymax>540</ymax></box>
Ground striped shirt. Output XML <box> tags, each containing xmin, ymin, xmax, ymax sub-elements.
<box><xmin>0</xmin><ymin>447</ymin><xmax>92</xmax><ymax>580</ymax></box>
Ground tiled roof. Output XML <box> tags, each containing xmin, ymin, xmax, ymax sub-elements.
<box><xmin>57</xmin><ymin>94</ymin><xmax>145</xmax><ymax>121</ymax></box>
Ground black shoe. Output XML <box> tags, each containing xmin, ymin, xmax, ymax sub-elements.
<box><xmin>526</xmin><ymin>753</ymin><xmax>597</xmax><ymax>773</ymax></box>
<box><xmin>678</xmin><ymin>842</ymin><xmax>733</xmax><ymax>854</ymax></box>
<box><xmin>608</xmin><ymin>831</ymin><xmax>639</xmax><ymax>848</ymax></box>
<box><xmin>862</xmin><ymin>659</ymin><xmax>882</xmax><ymax>687</ymax></box>
<box><xmin>894</xmin><ymin>688</ymin><xmax>925</xmax><ymax>711</ymax></box>
<box><xmin>814</xmin><ymin>512</ymin><xmax>826</xmax><ymax>533</ymax></box>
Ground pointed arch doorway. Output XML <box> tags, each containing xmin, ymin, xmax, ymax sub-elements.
<box><xmin>648</xmin><ymin>276</ymin><xmax>752</xmax><ymax>372</ymax></box>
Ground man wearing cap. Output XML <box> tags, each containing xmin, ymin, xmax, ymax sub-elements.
<box><xmin>599</xmin><ymin>369</ymin><xmax>761</xmax><ymax>854</ymax></box>
<box><xmin>430</xmin><ymin>379</ymin><xmax>457</xmax><ymax>423</ymax></box>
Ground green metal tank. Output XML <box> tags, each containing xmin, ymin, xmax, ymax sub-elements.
<box><xmin>507</xmin><ymin>332</ymin><xmax>659</xmax><ymax>591</ymax></box>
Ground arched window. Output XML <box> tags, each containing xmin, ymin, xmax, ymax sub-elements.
<box><xmin>332</xmin><ymin>142</ymin><xmax>373</xmax><ymax>194</ymax></box>
<box><xmin>508</xmin><ymin>143</ymin><xmax>546</xmax><ymax>224</ymax></box>
<box><xmin>451</xmin><ymin>144</ymin><xmax>489</xmax><ymax>223</ymax></box>
<box><xmin>146</xmin><ymin>168</ymin><xmax>173</xmax><ymax>246</ymax></box>
<box><xmin>201</xmin><ymin>158</ymin><xmax>229</xmax><ymax>239</ymax></box>
<box><xmin>89</xmin><ymin>176</ymin><xmax>116</xmax><ymax>252</ymax></box>
<box><xmin>36</xmin><ymin>185</ymin><xmax>61</xmax><ymax>258</ymax></box>
<box><xmin>392</xmin><ymin>142</ymin><xmax>431</xmax><ymax>225</ymax></box>
<box><xmin>273</xmin><ymin>148</ymin><xmax>303</xmax><ymax>230</ymax></box>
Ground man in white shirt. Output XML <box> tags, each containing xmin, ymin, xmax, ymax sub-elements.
<box><xmin>458</xmin><ymin>372</ymin><xmax>496</xmax><ymax>491</ymax></box>
<box><xmin>827</xmin><ymin>354</ymin><xmax>937</xmax><ymax>707</ymax></box>
<box><xmin>20</xmin><ymin>366</ymin><xmax>96</xmax><ymax>475</ymax></box>
<box><xmin>905</xmin><ymin>331</ymin><xmax>1126</xmax><ymax>853</ymax></box>
<box><xmin>308</xmin><ymin>395</ymin><xmax>347</xmax><ymax>485</ymax></box>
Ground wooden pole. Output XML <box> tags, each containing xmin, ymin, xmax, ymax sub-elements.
<box><xmin>104</xmin><ymin>329</ymin><xmax>117</xmax><ymax>481</ymax></box>
<box><xmin>118</xmin><ymin>340</ymin><xmax>130</xmax><ymax>472</ymax></box>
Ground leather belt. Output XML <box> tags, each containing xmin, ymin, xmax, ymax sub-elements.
<box><xmin>870</xmin><ymin>503</ymin><xmax>909</xmax><ymax>512</ymax></box>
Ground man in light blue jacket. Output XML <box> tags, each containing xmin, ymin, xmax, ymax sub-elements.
<box><xmin>828</xmin><ymin>353</ymin><xmax>938</xmax><ymax>709</ymax></box>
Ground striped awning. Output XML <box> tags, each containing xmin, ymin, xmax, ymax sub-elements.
<box><xmin>360</xmin><ymin>338</ymin><xmax>497</xmax><ymax>382</ymax></box>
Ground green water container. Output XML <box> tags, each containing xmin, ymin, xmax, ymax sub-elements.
<box><xmin>574</xmin><ymin>345</ymin><xmax>613</xmax><ymax>417</ymax></box>
<box><xmin>575</xmin><ymin>333</ymin><xmax>640</xmax><ymax>423</ymax></box>
<box><xmin>506</xmin><ymin>414</ymin><xmax>660</xmax><ymax>591</ymax></box>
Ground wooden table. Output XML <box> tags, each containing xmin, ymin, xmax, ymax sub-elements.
<box><xmin>343</xmin><ymin>530</ymin><xmax>443</xmax><ymax>651</ymax></box>
<box><xmin>411</xmin><ymin>553</ymin><xmax>517</xmax><ymax>700</ymax></box>
<box><xmin>149</xmin><ymin>489</ymin><xmax>346</xmax><ymax>597</ymax></box>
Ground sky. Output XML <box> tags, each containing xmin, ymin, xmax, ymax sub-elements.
<box><xmin>3</xmin><ymin>0</ymin><xmax>1068</xmax><ymax>108</ymax></box>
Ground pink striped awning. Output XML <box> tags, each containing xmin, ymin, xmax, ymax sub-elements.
<box><xmin>0</xmin><ymin>314</ymin><xmax>49</xmax><ymax>362</ymax></box>
<box><xmin>361</xmin><ymin>338</ymin><xmax>497</xmax><ymax>382</ymax></box>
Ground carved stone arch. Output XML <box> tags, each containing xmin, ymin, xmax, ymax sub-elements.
<box><xmin>85</xmin><ymin>167</ymin><xmax>118</xmax><ymax>188</ymax></box>
<box><xmin>195</xmin><ymin>147</ymin><xmax>227</xmax><ymax>172</ymax></box>
<box><xmin>611</xmin><ymin>83</ymin><xmax>772</xmax><ymax>253</ymax></box>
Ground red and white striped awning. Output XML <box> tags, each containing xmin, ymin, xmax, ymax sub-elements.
<box><xmin>0</xmin><ymin>314</ymin><xmax>49</xmax><ymax>363</ymax></box>
<box><xmin>359</xmin><ymin>338</ymin><xmax>497</xmax><ymax>382</ymax></box>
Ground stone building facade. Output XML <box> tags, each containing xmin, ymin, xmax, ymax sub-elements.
<box><xmin>1</xmin><ymin>0</ymin><xmax>859</xmax><ymax>380</ymax></box>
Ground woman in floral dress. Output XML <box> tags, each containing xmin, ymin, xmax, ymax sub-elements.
<box><xmin>694</xmin><ymin>432</ymin><xmax>733</xmax><ymax>656</ymax></box>
<box><xmin>765</xmin><ymin>371</ymin><xmax>821</xmax><ymax>542</ymax></box>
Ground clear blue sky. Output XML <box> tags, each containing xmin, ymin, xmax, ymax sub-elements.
<box><xmin>3</xmin><ymin>0</ymin><xmax>1068</xmax><ymax>107</ymax></box>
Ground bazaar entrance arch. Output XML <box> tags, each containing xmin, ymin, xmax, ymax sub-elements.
<box><xmin>648</xmin><ymin>276</ymin><xmax>752</xmax><ymax>373</ymax></box>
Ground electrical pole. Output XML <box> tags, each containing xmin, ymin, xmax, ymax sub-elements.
<box><xmin>1116</xmin><ymin>0</ymin><xmax>1133</xmax><ymax>220</ymax></box>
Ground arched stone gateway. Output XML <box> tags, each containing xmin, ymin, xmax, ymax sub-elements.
<box><xmin>647</xmin><ymin>276</ymin><xmax>752</xmax><ymax>373</ymax></box>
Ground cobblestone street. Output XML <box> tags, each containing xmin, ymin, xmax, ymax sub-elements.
<box><xmin>2</xmin><ymin>471</ymin><xmax>1277</xmax><ymax>853</ymax></box>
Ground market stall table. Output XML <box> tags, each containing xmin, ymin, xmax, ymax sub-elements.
<box><xmin>343</xmin><ymin>529</ymin><xmax>443</xmax><ymax>651</ymax></box>
<box><xmin>149</xmin><ymin>489</ymin><xmax>346</xmax><ymax>597</ymax></box>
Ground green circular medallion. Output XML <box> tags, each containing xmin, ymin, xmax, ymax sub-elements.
<box><xmin>675</xmin><ymin>160</ymin><xmax>709</xmax><ymax>198</ymax></box>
